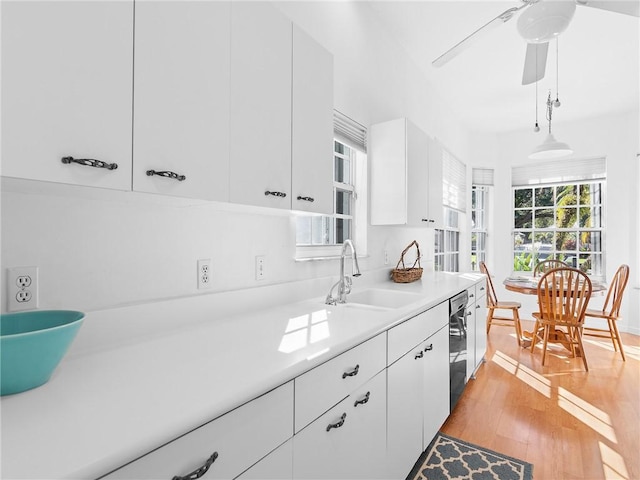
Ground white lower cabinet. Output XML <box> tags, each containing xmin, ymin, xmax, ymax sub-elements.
<box><xmin>292</xmin><ymin>371</ymin><xmax>387</xmax><ymax>479</ymax></box>
<box><xmin>386</xmin><ymin>302</ymin><xmax>450</xmax><ymax>479</ymax></box>
<box><xmin>236</xmin><ymin>440</ymin><xmax>293</xmax><ymax>480</ymax></box>
<box><xmin>102</xmin><ymin>382</ymin><xmax>293</xmax><ymax>480</ymax></box>
<box><xmin>467</xmin><ymin>282</ymin><xmax>488</xmax><ymax>379</ymax></box>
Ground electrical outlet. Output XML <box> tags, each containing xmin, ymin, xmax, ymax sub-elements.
<box><xmin>384</xmin><ymin>250</ymin><xmax>389</xmax><ymax>265</ymax></box>
<box><xmin>197</xmin><ymin>259</ymin><xmax>212</xmax><ymax>289</ymax></box>
<box><xmin>255</xmin><ymin>256</ymin><xmax>266</xmax><ymax>281</ymax></box>
<box><xmin>7</xmin><ymin>266</ymin><xmax>39</xmax><ymax>312</ymax></box>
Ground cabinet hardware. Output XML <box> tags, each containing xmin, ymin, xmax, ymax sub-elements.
<box><xmin>354</xmin><ymin>391</ymin><xmax>370</xmax><ymax>407</ymax></box>
<box><xmin>326</xmin><ymin>413</ymin><xmax>347</xmax><ymax>432</ymax></box>
<box><xmin>466</xmin><ymin>311</ymin><xmax>472</xmax><ymax>316</ymax></box>
<box><xmin>469</xmin><ymin>293</ymin><xmax>474</xmax><ymax>298</ymax></box>
<box><xmin>342</xmin><ymin>364</ymin><xmax>359</xmax><ymax>378</ymax></box>
<box><xmin>480</xmin><ymin>286</ymin><xmax>485</xmax><ymax>291</ymax></box>
<box><xmin>414</xmin><ymin>351</ymin><xmax>424</xmax><ymax>359</ymax></box>
<box><xmin>146</xmin><ymin>169</ymin><xmax>186</xmax><ymax>181</ymax></box>
<box><xmin>61</xmin><ymin>156</ymin><xmax>118</xmax><ymax>170</ymax></box>
<box><xmin>424</xmin><ymin>344</ymin><xmax>433</xmax><ymax>352</ymax></box>
<box><xmin>172</xmin><ymin>452</ymin><xmax>218</xmax><ymax>480</ymax></box>
<box><xmin>421</xmin><ymin>219</ymin><xmax>435</xmax><ymax>223</ymax></box>
<box><xmin>296</xmin><ymin>196</ymin><xmax>315</xmax><ymax>202</ymax></box>
<box><xmin>476</xmin><ymin>304</ymin><xmax>481</xmax><ymax>309</ymax></box>
<box><xmin>265</xmin><ymin>191</ymin><xmax>287</xmax><ymax>198</ymax></box>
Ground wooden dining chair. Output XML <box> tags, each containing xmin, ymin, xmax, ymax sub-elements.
<box><xmin>582</xmin><ymin>264</ymin><xmax>630</xmax><ymax>361</ymax></box>
<box><xmin>533</xmin><ymin>259</ymin><xmax>569</xmax><ymax>277</ymax></box>
<box><xmin>530</xmin><ymin>267</ymin><xmax>593</xmax><ymax>371</ymax></box>
<box><xmin>479</xmin><ymin>262</ymin><xmax>523</xmax><ymax>345</ymax></box>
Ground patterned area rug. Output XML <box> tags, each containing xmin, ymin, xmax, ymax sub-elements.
<box><xmin>408</xmin><ymin>432</ymin><xmax>534</xmax><ymax>480</ymax></box>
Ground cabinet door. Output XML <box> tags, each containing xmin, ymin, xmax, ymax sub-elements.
<box><xmin>132</xmin><ymin>1</ymin><xmax>230</xmax><ymax>201</ymax></box>
<box><xmin>229</xmin><ymin>2</ymin><xmax>292</xmax><ymax>209</ymax></box>
<box><xmin>422</xmin><ymin>325</ymin><xmax>450</xmax><ymax>448</ymax></box>
<box><xmin>466</xmin><ymin>301</ymin><xmax>477</xmax><ymax>381</ymax></box>
<box><xmin>475</xmin><ymin>298</ymin><xmax>488</xmax><ymax>371</ymax></box>
<box><xmin>426</xmin><ymin>137</ymin><xmax>444</xmax><ymax>228</ymax></box>
<box><xmin>103</xmin><ymin>383</ymin><xmax>293</xmax><ymax>480</ymax></box>
<box><xmin>370</xmin><ymin>119</ymin><xmax>408</xmax><ymax>225</ymax></box>
<box><xmin>291</xmin><ymin>25</ymin><xmax>334</xmax><ymax>214</ymax></box>
<box><xmin>386</xmin><ymin>346</ymin><xmax>425</xmax><ymax>479</ymax></box>
<box><xmin>236</xmin><ymin>439</ymin><xmax>292</xmax><ymax>480</ymax></box>
<box><xmin>406</xmin><ymin>120</ymin><xmax>431</xmax><ymax>226</ymax></box>
<box><xmin>1</xmin><ymin>1</ymin><xmax>133</xmax><ymax>190</ymax></box>
<box><xmin>293</xmin><ymin>372</ymin><xmax>386</xmax><ymax>479</ymax></box>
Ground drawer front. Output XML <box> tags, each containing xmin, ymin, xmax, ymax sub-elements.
<box><xmin>294</xmin><ymin>333</ymin><xmax>386</xmax><ymax>433</ymax></box>
<box><xmin>103</xmin><ymin>382</ymin><xmax>293</xmax><ymax>480</ymax></box>
<box><xmin>475</xmin><ymin>280</ymin><xmax>487</xmax><ymax>302</ymax></box>
<box><xmin>387</xmin><ymin>301</ymin><xmax>448</xmax><ymax>365</ymax></box>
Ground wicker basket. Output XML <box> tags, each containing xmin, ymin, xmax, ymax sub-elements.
<box><xmin>391</xmin><ymin>240</ymin><xmax>423</xmax><ymax>283</ymax></box>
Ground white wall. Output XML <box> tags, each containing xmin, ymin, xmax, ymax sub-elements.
<box><xmin>469</xmin><ymin>110</ymin><xmax>640</xmax><ymax>335</ymax></box>
<box><xmin>0</xmin><ymin>2</ymin><xmax>471</xmax><ymax>314</ymax></box>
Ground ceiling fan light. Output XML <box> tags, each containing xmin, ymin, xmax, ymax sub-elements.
<box><xmin>529</xmin><ymin>133</ymin><xmax>573</xmax><ymax>159</ymax></box>
<box><xmin>517</xmin><ymin>1</ymin><xmax>576</xmax><ymax>43</ymax></box>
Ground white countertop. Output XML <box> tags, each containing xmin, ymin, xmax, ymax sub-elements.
<box><xmin>0</xmin><ymin>271</ymin><xmax>482</xmax><ymax>480</ymax></box>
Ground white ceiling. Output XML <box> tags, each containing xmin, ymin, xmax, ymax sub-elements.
<box><xmin>367</xmin><ymin>0</ymin><xmax>639</xmax><ymax>134</ymax></box>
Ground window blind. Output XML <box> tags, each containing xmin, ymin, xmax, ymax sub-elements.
<box><xmin>512</xmin><ymin>157</ymin><xmax>606</xmax><ymax>186</ymax></box>
<box><xmin>472</xmin><ymin>167</ymin><xmax>494</xmax><ymax>186</ymax></box>
<box><xmin>442</xmin><ymin>148</ymin><xmax>467</xmax><ymax>212</ymax></box>
<box><xmin>333</xmin><ymin>110</ymin><xmax>367</xmax><ymax>152</ymax></box>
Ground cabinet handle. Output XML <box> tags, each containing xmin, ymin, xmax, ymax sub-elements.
<box><xmin>146</xmin><ymin>169</ymin><xmax>186</xmax><ymax>181</ymax></box>
<box><xmin>61</xmin><ymin>156</ymin><xmax>118</xmax><ymax>170</ymax></box>
<box><xmin>476</xmin><ymin>304</ymin><xmax>481</xmax><ymax>309</ymax></box>
<box><xmin>469</xmin><ymin>293</ymin><xmax>474</xmax><ymax>298</ymax></box>
<box><xmin>326</xmin><ymin>413</ymin><xmax>347</xmax><ymax>432</ymax></box>
<box><xmin>414</xmin><ymin>351</ymin><xmax>424</xmax><ymax>360</ymax></box>
<box><xmin>466</xmin><ymin>311</ymin><xmax>472</xmax><ymax>317</ymax></box>
<box><xmin>424</xmin><ymin>344</ymin><xmax>433</xmax><ymax>352</ymax></box>
<box><xmin>354</xmin><ymin>391</ymin><xmax>370</xmax><ymax>407</ymax></box>
<box><xmin>421</xmin><ymin>219</ymin><xmax>435</xmax><ymax>223</ymax></box>
<box><xmin>265</xmin><ymin>191</ymin><xmax>287</xmax><ymax>198</ymax></box>
<box><xmin>342</xmin><ymin>364</ymin><xmax>359</xmax><ymax>379</ymax></box>
<box><xmin>172</xmin><ymin>452</ymin><xmax>218</xmax><ymax>480</ymax></box>
<box><xmin>296</xmin><ymin>196</ymin><xmax>315</xmax><ymax>202</ymax></box>
<box><xmin>480</xmin><ymin>286</ymin><xmax>485</xmax><ymax>291</ymax></box>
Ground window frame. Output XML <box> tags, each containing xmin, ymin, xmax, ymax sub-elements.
<box><xmin>511</xmin><ymin>180</ymin><xmax>606</xmax><ymax>278</ymax></box>
<box><xmin>435</xmin><ymin>207</ymin><xmax>460</xmax><ymax>272</ymax></box>
<box><xmin>471</xmin><ymin>185</ymin><xmax>489</xmax><ymax>271</ymax></box>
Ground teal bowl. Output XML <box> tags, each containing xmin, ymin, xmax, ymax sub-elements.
<box><xmin>1</xmin><ymin>310</ymin><xmax>84</xmax><ymax>396</ymax></box>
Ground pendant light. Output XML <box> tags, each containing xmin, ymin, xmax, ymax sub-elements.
<box><xmin>529</xmin><ymin>39</ymin><xmax>572</xmax><ymax>160</ymax></box>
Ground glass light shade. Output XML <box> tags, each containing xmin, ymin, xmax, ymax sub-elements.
<box><xmin>529</xmin><ymin>133</ymin><xmax>573</xmax><ymax>160</ymax></box>
<box><xmin>517</xmin><ymin>1</ymin><xmax>576</xmax><ymax>43</ymax></box>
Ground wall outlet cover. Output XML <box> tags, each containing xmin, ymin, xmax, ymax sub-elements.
<box><xmin>197</xmin><ymin>259</ymin><xmax>212</xmax><ymax>289</ymax></box>
<box><xmin>7</xmin><ymin>266</ymin><xmax>39</xmax><ymax>312</ymax></box>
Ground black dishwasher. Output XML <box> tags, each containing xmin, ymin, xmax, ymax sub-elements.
<box><xmin>449</xmin><ymin>290</ymin><xmax>469</xmax><ymax>410</ymax></box>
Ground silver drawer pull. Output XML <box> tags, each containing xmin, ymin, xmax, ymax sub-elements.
<box><xmin>265</xmin><ymin>190</ymin><xmax>287</xmax><ymax>198</ymax></box>
<box><xmin>342</xmin><ymin>364</ymin><xmax>360</xmax><ymax>379</ymax></box>
<box><xmin>424</xmin><ymin>344</ymin><xmax>433</xmax><ymax>352</ymax></box>
<box><xmin>61</xmin><ymin>156</ymin><xmax>118</xmax><ymax>170</ymax></box>
<box><xmin>172</xmin><ymin>452</ymin><xmax>218</xmax><ymax>480</ymax></box>
<box><xmin>296</xmin><ymin>196</ymin><xmax>315</xmax><ymax>202</ymax></box>
<box><xmin>415</xmin><ymin>351</ymin><xmax>424</xmax><ymax>360</ymax></box>
<box><xmin>354</xmin><ymin>391</ymin><xmax>370</xmax><ymax>407</ymax></box>
<box><xmin>146</xmin><ymin>169</ymin><xmax>186</xmax><ymax>181</ymax></box>
<box><xmin>326</xmin><ymin>413</ymin><xmax>347</xmax><ymax>432</ymax></box>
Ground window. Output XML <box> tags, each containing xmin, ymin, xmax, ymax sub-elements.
<box><xmin>471</xmin><ymin>168</ymin><xmax>493</xmax><ymax>272</ymax></box>
<box><xmin>435</xmin><ymin>147</ymin><xmax>466</xmax><ymax>272</ymax></box>
<box><xmin>296</xmin><ymin>112</ymin><xmax>367</xmax><ymax>259</ymax></box>
<box><xmin>513</xmin><ymin>182</ymin><xmax>604</xmax><ymax>276</ymax></box>
<box><xmin>471</xmin><ymin>186</ymin><xmax>488</xmax><ymax>271</ymax></box>
<box><xmin>435</xmin><ymin>208</ymin><xmax>460</xmax><ymax>272</ymax></box>
<box><xmin>512</xmin><ymin>157</ymin><xmax>606</xmax><ymax>277</ymax></box>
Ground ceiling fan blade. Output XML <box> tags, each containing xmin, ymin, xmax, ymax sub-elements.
<box><xmin>576</xmin><ymin>0</ymin><xmax>640</xmax><ymax>17</ymax></box>
<box><xmin>522</xmin><ymin>42</ymin><xmax>549</xmax><ymax>85</ymax></box>
<box><xmin>432</xmin><ymin>4</ymin><xmax>528</xmax><ymax>67</ymax></box>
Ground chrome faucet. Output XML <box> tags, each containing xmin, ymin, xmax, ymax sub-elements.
<box><xmin>325</xmin><ymin>239</ymin><xmax>361</xmax><ymax>305</ymax></box>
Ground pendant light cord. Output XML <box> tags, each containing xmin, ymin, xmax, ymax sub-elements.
<box><xmin>556</xmin><ymin>38</ymin><xmax>560</xmax><ymax>103</ymax></box>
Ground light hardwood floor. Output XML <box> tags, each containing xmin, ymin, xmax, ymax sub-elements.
<box><xmin>440</xmin><ymin>319</ymin><xmax>640</xmax><ymax>480</ymax></box>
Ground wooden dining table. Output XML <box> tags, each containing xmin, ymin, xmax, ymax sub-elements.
<box><xmin>503</xmin><ymin>275</ymin><xmax>607</xmax><ymax>351</ymax></box>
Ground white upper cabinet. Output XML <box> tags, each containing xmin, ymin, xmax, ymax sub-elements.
<box><xmin>1</xmin><ymin>1</ymin><xmax>133</xmax><ymax>190</ymax></box>
<box><xmin>370</xmin><ymin>118</ymin><xmax>443</xmax><ymax>227</ymax></box>
<box><xmin>132</xmin><ymin>1</ymin><xmax>230</xmax><ymax>201</ymax></box>
<box><xmin>291</xmin><ymin>25</ymin><xmax>334</xmax><ymax>215</ymax></box>
<box><xmin>229</xmin><ymin>2</ymin><xmax>292</xmax><ymax>210</ymax></box>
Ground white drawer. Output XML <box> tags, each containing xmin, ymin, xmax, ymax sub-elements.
<box><xmin>103</xmin><ymin>382</ymin><xmax>293</xmax><ymax>480</ymax></box>
<box><xmin>294</xmin><ymin>333</ymin><xmax>386</xmax><ymax>433</ymax></box>
<box><xmin>475</xmin><ymin>280</ymin><xmax>487</xmax><ymax>302</ymax></box>
<box><xmin>387</xmin><ymin>301</ymin><xmax>448</xmax><ymax>365</ymax></box>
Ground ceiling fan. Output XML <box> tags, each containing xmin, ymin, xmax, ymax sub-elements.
<box><xmin>432</xmin><ymin>0</ymin><xmax>640</xmax><ymax>85</ymax></box>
